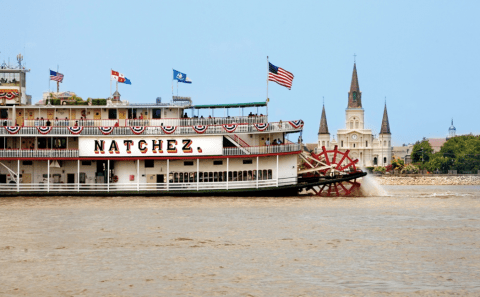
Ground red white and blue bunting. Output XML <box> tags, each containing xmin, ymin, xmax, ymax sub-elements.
<box><xmin>36</xmin><ymin>126</ymin><xmax>52</xmax><ymax>135</ymax></box>
<box><xmin>68</xmin><ymin>126</ymin><xmax>84</xmax><ymax>135</ymax></box>
<box><xmin>253</xmin><ymin>123</ymin><xmax>269</xmax><ymax>132</ymax></box>
<box><xmin>4</xmin><ymin>126</ymin><xmax>21</xmax><ymax>134</ymax></box>
<box><xmin>0</xmin><ymin>89</ymin><xmax>19</xmax><ymax>99</ymax></box>
<box><xmin>192</xmin><ymin>125</ymin><xmax>208</xmax><ymax>134</ymax></box>
<box><xmin>130</xmin><ymin>126</ymin><xmax>145</xmax><ymax>135</ymax></box>
<box><xmin>288</xmin><ymin>120</ymin><xmax>304</xmax><ymax>129</ymax></box>
<box><xmin>99</xmin><ymin>126</ymin><xmax>115</xmax><ymax>135</ymax></box>
<box><xmin>161</xmin><ymin>126</ymin><xmax>177</xmax><ymax>134</ymax></box>
<box><xmin>222</xmin><ymin>124</ymin><xmax>238</xmax><ymax>133</ymax></box>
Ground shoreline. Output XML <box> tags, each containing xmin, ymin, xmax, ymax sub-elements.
<box><xmin>373</xmin><ymin>175</ymin><xmax>480</xmax><ymax>185</ymax></box>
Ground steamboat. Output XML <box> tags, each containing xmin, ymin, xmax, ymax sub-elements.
<box><xmin>0</xmin><ymin>55</ymin><xmax>366</xmax><ymax>196</ymax></box>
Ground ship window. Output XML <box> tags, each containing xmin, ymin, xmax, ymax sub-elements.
<box><xmin>108</xmin><ymin>109</ymin><xmax>117</xmax><ymax>120</ymax></box>
<box><xmin>258</xmin><ymin>170</ymin><xmax>263</xmax><ymax>180</ymax></box>
<box><xmin>228</xmin><ymin>171</ymin><xmax>233</xmax><ymax>181</ymax></box>
<box><xmin>209</xmin><ymin>172</ymin><xmax>213</xmax><ymax>182</ymax></box>
<box><xmin>238</xmin><ymin>171</ymin><xmax>243</xmax><ymax>181</ymax></box>
<box><xmin>22</xmin><ymin>161</ymin><xmax>33</xmax><ymax>166</ymax></box>
<box><xmin>153</xmin><ymin>109</ymin><xmax>162</xmax><ymax>119</ymax></box>
<box><xmin>243</xmin><ymin>159</ymin><xmax>253</xmax><ymax>164</ymax></box>
<box><xmin>128</xmin><ymin>109</ymin><xmax>137</xmax><ymax>119</ymax></box>
<box><xmin>184</xmin><ymin>172</ymin><xmax>189</xmax><ymax>182</ymax></box>
<box><xmin>213</xmin><ymin>160</ymin><xmax>223</xmax><ymax>165</ymax></box>
<box><xmin>268</xmin><ymin>170</ymin><xmax>272</xmax><ymax>179</ymax></box>
<box><xmin>81</xmin><ymin>161</ymin><xmax>92</xmax><ymax>166</ymax></box>
<box><xmin>204</xmin><ymin>172</ymin><xmax>208</xmax><ymax>182</ymax></box>
<box><xmin>184</xmin><ymin>161</ymin><xmax>194</xmax><ymax>166</ymax></box>
<box><xmin>199</xmin><ymin>172</ymin><xmax>203</xmax><ymax>182</ymax></box>
<box><xmin>145</xmin><ymin>160</ymin><xmax>154</xmax><ymax>168</ymax></box>
<box><xmin>0</xmin><ymin>109</ymin><xmax>8</xmax><ymax>119</ymax></box>
<box><xmin>174</xmin><ymin>172</ymin><xmax>179</xmax><ymax>183</ymax></box>
<box><xmin>233</xmin><ymin>171</ymin><xmax>238</xmax><ymax>181</ymax></box>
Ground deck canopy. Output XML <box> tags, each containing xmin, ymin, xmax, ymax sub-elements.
<box><xmin>193</xmin><ymin>101</ymin><xmax>267</xmax><ymax>109</ymax></box>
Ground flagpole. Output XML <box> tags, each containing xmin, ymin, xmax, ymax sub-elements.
<box><xmin>57</xmin><ymin>65</ymin><xmax>59</xmax><ymax>93</ymax></box>
<box><xmin>48</xmin><ymin>68</ymin><xmax>51</xmax><ymax>94</ymax></box>
<box><xmin>110</xmin><ymin>69</ymin><xmax>112</xmax><ymax>98</ymax></box>
<box><xmin>177</xmin><ymin>81</ymin><xmax>179</xmax><ymax>97</ymax></box>
<box><xmin>266</xmin><ymin>56</ymin><xmax>269</xmax><ymax>117</ymax></box>
<box><xmin>172</xmin><ymin>69</ymin><xmax>174</xmax><ymax>97</ymax></box>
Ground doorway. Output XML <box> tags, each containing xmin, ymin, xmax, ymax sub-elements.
<box><xmin>156</xmin><ymin>174</ymin><xmax>165</xmax><ymax>183</ymax></box>
<box><xmin>0</xmin><ymin>174</ymin><xmax>6</xmax><ymax>183</ymax></box>
<box><xmin>67</xmin><ymin>174</ymin><xmax>75</xmax><ymax>184</ymax></box>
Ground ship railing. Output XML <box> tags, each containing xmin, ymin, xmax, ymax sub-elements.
<box><xmin>223</xmin><ymin>143</ymin><xmax>301</xmax><ymax>155</ymax></box>
<box><xmin>0</xmin><ymin>149</ymin><xmax>79</xmax><ymax>158</ymax></box>
<box><xmin>0</xmin><ymin>119</ymin><xmax>14</xmax><ymax>126</ymax></box>
<box><xmin>23</xmin><ymin>119</ymin><xmax>119</xmax><ymax>127</ymax></box>
<box><xmin>126</xmin><ymin>116</ymin><xmax>268</xmax><ymax>127</ymax></box>
<box><xmin>0</xmin><ymin>120</ymin><xmax>302</xmax><ymax>136</ymax></box>
<box><xmin>1</xmin><ymin>177</ymin><xmax>298</xmax><ymax>192</ymax></box>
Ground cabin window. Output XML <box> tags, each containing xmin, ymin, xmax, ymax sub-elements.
<box><xmin>145</xmin><ymin>160</ymin><xmax>154</xmax><ymax>168</ymax></box>
<box><xmin>213</xmin><ymin>160</ymin><xmax>223</xmax><ymax>165</ymax></box>
<box><xmin>184</xmin><ymin>161</ymin><xmax>194</xmax><ymax>166</ymax></box>
<box><xmin>184</xmin><ymin>172</ymin><xmax>189</xmax><ymax>182</ymax></box>
<box><xmin>153</xmin><ymin>109</ymin><xmax>162</xmax><ymax>119</ymax></box>
<box><xmin>81</xmin><ymin>161</ymin><xmax>92</xmax><ymax>166</ymax></box>
<box><xmin>209</xmin><ymin>172</ymin><xmax>213</xmax><ymax>182</ymax></box>
<box><xmin>22</xmin><ymin>161</ymin><xmax>33</xmax><ymax>166</ymax></box>
<box><xmin>128</xmin><ymin>109</ymin><xmax>137</xmax><ymax>119</ymax></box>
<box><xmin>0</xmin><ymin>109</ymin><xmax>8</xmax><ymax>119</ymax></box>
<box><xmin>243</xmin><ymin>159</ymin><xmax>253</xmax><ymax>165</ymax></box>
<box><xmin>108</xmin><ymin>109</ymin><xmax>117</xmax><ymax>120</ymax></box>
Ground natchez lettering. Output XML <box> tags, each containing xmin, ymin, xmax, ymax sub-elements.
<box><xmin>94</xmin><ymin>139</ymin><xmax>196</xmax><ymax>154</ymax></box>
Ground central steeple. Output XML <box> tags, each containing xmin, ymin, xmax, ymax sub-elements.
<box><xmin>348</xmin><ymin>63</ymin><xmax>362</xmax><ymax>109</ymax></box>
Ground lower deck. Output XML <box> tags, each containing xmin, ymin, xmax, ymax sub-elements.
<box><xmin>0</xmin><ymin>154</ymin><xmax>298</xmax><ymax>194</ymax></box>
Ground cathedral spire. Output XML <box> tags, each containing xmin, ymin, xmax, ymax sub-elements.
<box><xmin>348</xmin><ymin>62</ymin><xmax>362</xmax><ymax>109</ymax></box>
<box><xmin>318</xmin><ymin>104</ymin><xmax>329</xmax><ymax>134</ymax></box>
<box><xmin>380</xmin><ymin>103</ymin><xmax>391</xmax><ymax>134</ymax></box>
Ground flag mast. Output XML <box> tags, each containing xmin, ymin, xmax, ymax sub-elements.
<box><xmin>266</xmin><ymin>56</ymin><xmax>269</xmax><ymax>116</ymax></box>
<box><xmin>110</xmin><ymin>69</ymin><xmax>112</xmax><ymax>98</ymax></box>
<box><xmin>56</xmin><ymin>65</ymin><xmax>60</xmax><ymax>93</ymax></box>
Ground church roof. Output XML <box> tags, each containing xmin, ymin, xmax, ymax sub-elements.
<box><xmin>318</xmin><ymin>104</ymin><xmax>329</xmax><ymax>134</ymax></box>
<box><xmin>348</xmin><ymin>63</ymin><xmax>362</xmax><ymax>108</ymax></box>
<box><xmin>380</xmin><ymin>103</ymin><xmax>391</xmax><ymax>134</ymax></box>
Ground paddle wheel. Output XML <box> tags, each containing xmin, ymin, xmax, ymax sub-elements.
<box><xmin>298</xmin><ymin>145</ymin><xmax>363</xmax><ymax>196</ymax></box>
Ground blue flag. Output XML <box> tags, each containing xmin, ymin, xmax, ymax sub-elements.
<box><xmin>173</xmin><ymin>69</ymin><xmax>192</xmax><ymax>84</ymax></box>
<box><xmin>124</xmin><ymin>77</ymin><xmax>132</xmax><ymax>85</ymax></box>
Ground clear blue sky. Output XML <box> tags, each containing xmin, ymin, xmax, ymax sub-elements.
<box><xmin>3</xmin><ymin>0</ymin><xmax>479</xmax><ymax>145</ymax></box>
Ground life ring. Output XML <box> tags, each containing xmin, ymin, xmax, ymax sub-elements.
<box><xmin>112</xmin><ymin>175</ymin><xmax>119</xmax><ymax>183</ymax></box>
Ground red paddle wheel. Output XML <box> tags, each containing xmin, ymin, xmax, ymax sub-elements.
<box><xmin>299</xmin><ymin>145</ymin><xmax>363</xmax><ymax>197</ymax></box>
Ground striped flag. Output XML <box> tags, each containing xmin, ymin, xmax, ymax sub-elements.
<box><xmin>268</xmin><ymin>62</ymin><xmax>294</xmax><ymax>90</ymax></box>
<box><xmin>50</xmin><ymin>70</ymin><xmax>64</xmax><ymax>82</ymax></box>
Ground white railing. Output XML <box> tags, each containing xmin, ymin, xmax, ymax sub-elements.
<box><xmin>223</xmin><ymin>143</ymin><xmax>301</xmax><ymax>155</ymax></box>
<box><xmin>0</xmin><ymin>149</ymin><xmax>79</xmax><ymax>158</ymax></box>
<box><xmin>0</xmin><ymin>121</ymin><xmax>302</xmax><ymax>136</ymax></box>
<box><xmin>0</xmin><ymin>119</ymin><xmax>14</xmax><ymax>126</ymax></box>
<box><xmin>0</xmin><ymin>177</ymin><xmax>298</xmax><ymax>193</ymax></box>
<box><xmin>23</xmin><ymin>119</ymin><xmax>119</xmax><ymax>127</ymax></box>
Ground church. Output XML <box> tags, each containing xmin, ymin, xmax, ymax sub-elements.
<box><xmin>317</xmin><ymin>63</ymin><xmax>392</xmax><ymax>167</ymax></box>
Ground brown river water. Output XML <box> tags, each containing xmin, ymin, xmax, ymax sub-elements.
<box><xmin>1</xmin><ymin>185</ymin><xmax>479</xmax><ymax>296</ymax></box>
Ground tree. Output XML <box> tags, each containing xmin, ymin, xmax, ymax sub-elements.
<box><xmin>411</xmin><ymin>140</ymin><xmax>434</xmax><ymax>162</ymax></box>
<box><xmin>439</xmin><ymin>135</ymin><xmax>480</xmax><ymax>172</ymax></box>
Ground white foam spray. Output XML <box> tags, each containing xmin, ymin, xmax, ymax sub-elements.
<box><xmin>359</xmin><ymin>169</ymin><xmax>388</xmax><ymax>197</ymax></box>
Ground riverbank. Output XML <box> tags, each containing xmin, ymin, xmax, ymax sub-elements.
<box><xmin>374</xmin><ymin>175</ymin><xmax>480</xmax><ymax>185</ymax></box>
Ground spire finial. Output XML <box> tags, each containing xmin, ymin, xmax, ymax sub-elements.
<box><xmin>322</xmin><ymin>96</ymin><xmax>324</xmax><ymax>106</ymax></box>
<box><xmin>353</xmin><ymin>53</ymin><xmax>356</xmax><ymax>63</ymax></box>
<box><xmin>385</xmin><ymin>96</ymin><xmax>386</xmax><ymax>105</ymax></box>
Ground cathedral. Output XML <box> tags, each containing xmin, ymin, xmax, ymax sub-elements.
<box><xmin>317</xmin><ymin>63</ymin><xmax>392</xmax><ymax>167</ymax></box>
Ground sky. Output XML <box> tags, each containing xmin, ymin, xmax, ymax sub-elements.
<box><xmin>2</xmin><ymin>0</ymin><xmax>480</xmax><ymax>145</ymax></box>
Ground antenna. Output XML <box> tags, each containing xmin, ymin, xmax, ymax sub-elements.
<box><xmin>17</xmin><ymin>53</ymin><xmax>23</xmax><ymax>68</ymax></box>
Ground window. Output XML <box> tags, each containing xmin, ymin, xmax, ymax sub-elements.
<box><xmin>145</xmin><ymin>160</ymin><xmax>154</xmax><ymax>168</ymax></box>
<box><xmin>243</xmin><ymin>159</ymin><xmax>253</xmax><ymax>165</ymax></box>
<box><xmin>384</xmin><ymin>140</ymin><xmax>387</xmax><ymax>146</ymax></box>
<box><xmin>81</xmin><ymin>161</ymin><xmax>92</xmax><ymax>166</ymax></box>
<box><xmin>153</xmin><ymin>108</ymin><xmax>162</xmax><ymax>119</ymax></box>
<box><xmin>355</xmin><ymin>121</ymin><xmax>359</xmax><ymax>129</ymax></box>
<box><xmin>341</xmin><ymin>141</ymin><xmax>344</xmax><ymax>147</ymax></box>
<box><xmin>374</xmin><ymin>157</ymin><xmax>378</xmax><ymax>165</ymax></box>
<box><xmin>184</xmin><ymin>161</ymin><xmax>194</xmax><ymax>166</ymax></box>
<box><xmin>322</xmin><ymin>141</ymin><xmax>325</xmax><ymax>146</ymax></box>
<box><xmin>350</xmin><ymin>121</ymin><xmax>353</xmax><ymax>129</ymax></box>
<box><xmin>384</xmin><ymin>157</ymin><xmax>387</xmax><ymax>164</ymax></box>
<box><xmin>108</xmin><ymin>109</ymin><xmax>117</xmax><ymax>120</ymax></box>
<box><xmin>22</xmin><ymin>161</ymin><xmax>33</xmax><ymax>166</ymax></box>
<box><xmin>353</xmin><ymin>143</ymin><xmax>356</xmax><ymax>148</ymax></box>
<box><xmin>268</xmin><ymin>170</ymin><xmax>272</xmax><ymax>179</ymax></box>
<box><xmin>366</xmin><ymin>141</ymin><xmax>368</xmax><ymax>147</ymax></box>
<box><xmin>213</xmin><ymin>160</ymin><xmax>223</xmax><ymax>165</ymax></box>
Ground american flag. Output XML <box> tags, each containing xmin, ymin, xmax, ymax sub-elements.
<box><xmin>268</xmin><ymin>62</ymin><xmax>294</xmax><ymax>90</ymax></box>
<box><xmin>50</xmin><ymin>70</ymin><xmax>64</xmax><ymax>82</ymax></box>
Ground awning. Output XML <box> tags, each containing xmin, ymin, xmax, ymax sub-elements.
<box><xmin>193</xmin><ymin>101</ymin><xmax>267</xmax><ymax>109</ymax></box>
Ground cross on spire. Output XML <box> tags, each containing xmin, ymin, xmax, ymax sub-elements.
<box><xmin>353</xmin><ymin>53</ymin><xmax>356</xmax><ymax>63</ymax></box>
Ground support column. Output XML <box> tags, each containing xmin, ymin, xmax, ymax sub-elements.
<box><xmin>47</xmin><ymin>160</ymin><xmax>50</xmax><ymax>192</ymax></box>
<box><xmin>166</xmin><ymin>159</ymin><xmax>169</xmax><ymax>191</ymax></box>
<box><xmin>276</xmin><ymin>155</ymin><xmax>279</xmax><ymax>187</ymax></box>
<box><xmin>77</xmin><ymin>160</ymin><xmax>80</xmax><ymax>192</ymax></box>
<box><xmin>17</xmin><ymin>159</ymin><xmax>20</xmax><ymax>192</ymax></box>
<box><xmin>137</xmin><ymin>159</ymin><xmax>139</xmax><ymax>191</ymax></box>
<box><xmin>196</xmin><ymin>158</ymin><xmax>199</xmax><ymax>191</ymax></box>
<box><xmin>226</xmin><ymin>158</ymin><xmax>229</xmax><ymax>190</ymax></box>
<box><xmin>256</xmin><ymin>156</ymin><xmax>259</xmax><ymax>189</ymax></box>
<box><xmin>107</xmin><ymin>159</ymin><xmax>110</xmax><ymax>192</ymax></box>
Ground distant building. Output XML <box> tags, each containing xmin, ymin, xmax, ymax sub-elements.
<box><xmin>317</xmin><ymin>62</ymin><xmax>393</xmax><ymax>167</ymax></box>
<box><xmin>428</xmin><ymin>138</ymin><xmax>447</xmax><ymax>153</ymax></box>
<box><xmin>392</xmin><ymin>144</ymin><xmax>414</xmax><ymax>163</ymax></box>
<box><xmin>448</xmin><ymin>118</ymin><xmax>456</xmax><ymax>139</ymax></box>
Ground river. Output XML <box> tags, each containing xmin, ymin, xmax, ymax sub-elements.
<box><xmin>1</xmin><ymin>185</ymin><xmax>479</xmax><ymax>296</ymax></box>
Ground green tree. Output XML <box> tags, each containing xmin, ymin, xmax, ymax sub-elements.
<box><xmin>411</xmin><ymin>139</ymin><xmax>434</xmax><ymax>162</ymax></box>
<box><xmin>439</xmin><ymin>135</ymin><xmax>480</xmax><ymax>172</ymax></box>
